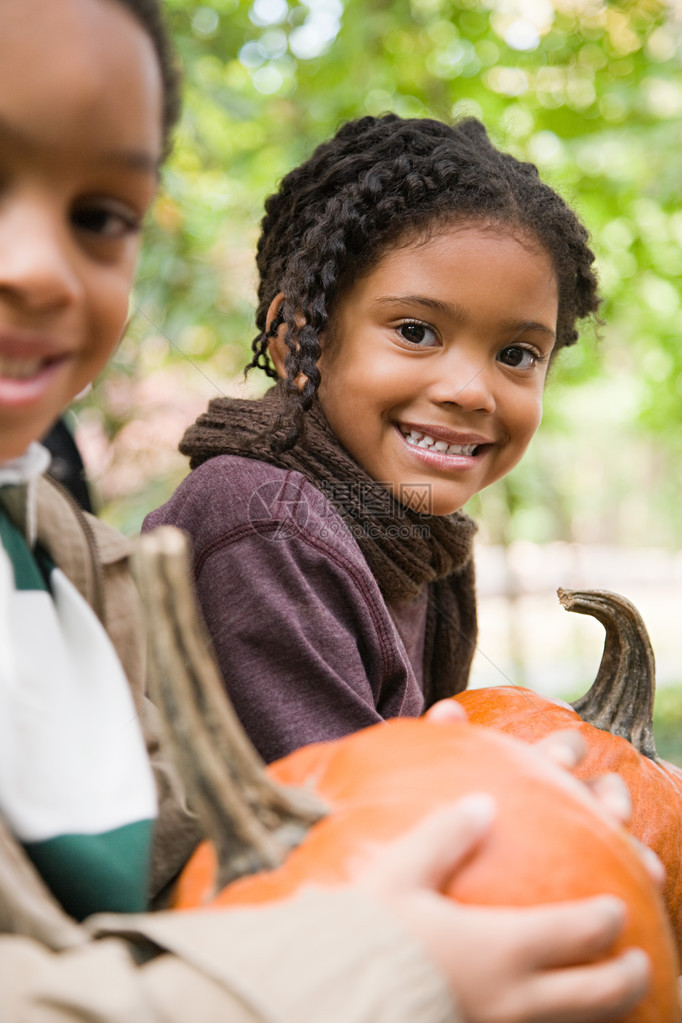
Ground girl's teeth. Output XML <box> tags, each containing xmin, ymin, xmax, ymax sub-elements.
<box><xmin>401</xmin><ymin>426</ymin><xmax>478</xmax><ymax>457</ymax></box>
<box><xmin>0</xmin><ymin>357</ymin><xmax>43</xmax><ymax>379</ymax></box>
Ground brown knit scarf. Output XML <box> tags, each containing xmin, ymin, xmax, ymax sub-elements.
<box><xmin>180</xmin><ymin>388</ymin><xmax>478</xmax><ymax>705</ymax></box>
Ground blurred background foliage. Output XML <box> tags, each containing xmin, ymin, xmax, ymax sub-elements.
<box><xmin>76</xmin><ymin>0</ymin><xmax>682</xmax><ymax>545</ymax></box>
<box><xmin>69</xmin><ymin>0</ymin><xmax>682</xmax><ymax>755</ymax></box>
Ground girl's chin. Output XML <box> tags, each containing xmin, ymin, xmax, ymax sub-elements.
<box><xmin>398</xmin><ymin>487</ymin><xmax>470</xmax><ymax>517</ymax></box>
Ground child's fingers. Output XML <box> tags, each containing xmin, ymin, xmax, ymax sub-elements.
<box><xmin>627</xmin><ymin>835</ymin><xmax>666</xmax><ymax>888</ymax></box>
<box><xmin>566</xmin><ymin>771</ymin><xmax>664</xmax><ymax>887</ymax></box>
<box><xmin>423</xmin><ymin>699</ymin><xmax>467</xmax><ymax>723</ymax></box>
<box><xmin>515</xmin><ymin>896</ymin><xmax>627</xmax><ymax>968</ymax></box>
<box><xmin>358</xmin><ymin>794</ymin><xmax>496</xmax><ymax>893</ymax></box>
<box><xmin>584</xmin><ymin>772</ymin><xmax>632</xmax><ymax>826</ymax></box>
<box><xmin>533</xmin><ymin>728</ymin><xmax>586</xmax><ymax>771</ymax></box>
<box><xmin>514</xmin><ymin>947</ymin><xmax>650</xmax><ymax>1023</ymax></box>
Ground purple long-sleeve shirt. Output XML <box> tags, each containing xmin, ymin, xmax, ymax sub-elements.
<box><xmin>144</xmin><ymin>455</ymin><xmax>429</xmax><ymax>763</ymax></box>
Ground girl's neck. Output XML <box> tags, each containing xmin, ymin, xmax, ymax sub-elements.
<box><xmin>0</xmin><ymin>443</ymin><xmax>50</xmax><ymax>485</ymax></box>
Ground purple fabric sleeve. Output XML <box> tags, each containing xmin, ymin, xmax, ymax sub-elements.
<box><xmin>143</xmin><ymin>456</ymin><xmax>425</xmax><ymax>763</ymax></box>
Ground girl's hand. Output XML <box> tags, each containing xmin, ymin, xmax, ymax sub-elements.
<box><xmin>357</xmin><ymin>798</ymin><xmax>651</xmax><ymax>1023</ymax></box>
<box><xmin>424</xmin><ymin>699</ymin><xmax>665</xmax><ymax>888</ymax></box>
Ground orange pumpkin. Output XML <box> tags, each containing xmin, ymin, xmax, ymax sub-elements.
<box><xmin>455</xmin><ymin>588</ymin><xmax>682</xmax><ymax>959</ymax></box>
<box><xmin>174</xmin><ymin>717</ymin><xmax>679</xmax><ymax>1022</ymax></box>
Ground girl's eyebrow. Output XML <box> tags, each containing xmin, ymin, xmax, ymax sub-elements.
<box><xmin>375</xmin><ymin>294</ymin><xmax>465</xmax><ymax>319</ymax></box>
<box><xmin>101</xmin><ymin>148</ymin><xmax>161</xmax><ymax>173</ymax></box>
<box><xmin>0</xmin><ymin>115</ymin><xmax>160</xmax><ymax>174</ymax></box>
<box><xmin>375</xmin><ymin>294</ymin><xmax>557</xmax><ymax>341</ymax></box>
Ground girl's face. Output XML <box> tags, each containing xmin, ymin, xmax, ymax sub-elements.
<box><xmin>316</xmin><ymin>223</ymin><xmax>559</xmax><ymax>516</ymax></box>
<box><xmin>0</xmin><ymin>0</ymin><xmax>163</xmax><ymax>461</ymax></box>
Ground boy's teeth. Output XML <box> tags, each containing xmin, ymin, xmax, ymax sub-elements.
<box><xmin>401</xmin><ymin>426</ymin><xmax>478</xmax><ymax>457</ymax></box>
<box><xmin>0</xmin><ymin>356</ymin><xmax>44</xmax><ymax>379</ymax></box>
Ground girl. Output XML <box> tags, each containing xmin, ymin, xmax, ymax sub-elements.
<box><xmin>147</xmin><ymin>114</ymin><xmax>597</xmax><ymax>764</ymax></box>
<box><xmin>1</xmin><ymin>2</ymin><xmax>652</xmax><ymax>1021</ymax></box>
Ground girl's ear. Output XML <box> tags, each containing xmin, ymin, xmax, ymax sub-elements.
<box><xmin>266</xmin><ymin>293</ymin><xmax>289</xmax><ymax>380</ymax></box>
<box><xmin>266</xmin><ymin>294</ymin><xmax>310</xmax><ymax>392</ymax></box>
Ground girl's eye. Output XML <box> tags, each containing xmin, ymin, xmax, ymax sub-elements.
<box><xmin>497</xmin><ymin>345</ymin><xmax>543</xmax><ymax>370</ymax></box>
<box><xmin>72</xmin><ymin>203</ymin><xmax>141</xmax><ymax>240</ymax></box>
<box><xmin>396</xmin><ymin>321</ymin><xmax>439</xmax><ymax>348</ymax></box>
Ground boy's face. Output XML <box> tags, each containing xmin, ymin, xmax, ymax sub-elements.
<box><xmin>0</xmin><ymin>0</ymin><xmax>163</xmax><ymax>461</ymax></box>
<box><xmin>317</xmin><ymin>223</ymin><xmax>558</xmax><ymax>516</ymax></box>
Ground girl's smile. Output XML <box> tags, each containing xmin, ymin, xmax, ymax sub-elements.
<box><xmin>397</xmin><ymin>422</ymin><xmax>492</xmax><ymax>458</ymax></box>
<box><xmin>316</xmin><ymin>223</ymin><xmax>559</xmax><ymax>516</ymax></box>
<box><xmin>0</xmin><ymin>331</ymin><xmax>71</xmax><ymax>408</ymax></box>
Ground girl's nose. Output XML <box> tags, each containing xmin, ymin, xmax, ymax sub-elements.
<box><xmin>428</xmin><ymin>349</ymin><xmax>497</xmax><ymax>414</ymax></box>
<box><xmin>0</xmin><ymin>198</ymin><xmax>81</xmax><ymax>312</ymax></box>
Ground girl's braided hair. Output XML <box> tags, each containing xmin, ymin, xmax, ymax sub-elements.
<box><xmin>248</xmin><ymin>114</ymin><xmax>600</xmax><ymax>450</ymax></box>
<box><xmin>115</xmin><ymin>0</ymin><xmax>182</xmax><ymax>154</ymax></box>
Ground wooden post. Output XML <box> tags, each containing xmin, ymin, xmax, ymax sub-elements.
<box><xmin>131</xmin><ymin>526</ymin><xmax>327</xmax><ymax>893</ymax></box>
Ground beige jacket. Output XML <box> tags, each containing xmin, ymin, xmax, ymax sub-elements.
<box><xmin>0</xmin><ymin>477</ymin><xmax>458</xmax><ymax>1023</ymax></box>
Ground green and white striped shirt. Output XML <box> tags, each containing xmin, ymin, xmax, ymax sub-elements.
<box><xmin>0</xmin><ymin>448</ymin><xmax>157</xmax><ymax>920</ymax></box>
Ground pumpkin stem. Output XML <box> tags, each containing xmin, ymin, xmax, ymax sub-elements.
<box><xmin>558</xmin><ymin>588</ymin><xmax>658</xmax><ymax>761</ymax></box>
<box><xmin>131</xmin><ymin>526</ymin><xmax>328</xmax><ymax>892</ymax></box>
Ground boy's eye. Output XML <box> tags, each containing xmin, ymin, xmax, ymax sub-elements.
<box><xmin>497</xmin><ymin>345</ymin><xmax>542</xmax><ymax>370</ymax></box>
<box><xmin>396</xmin><ymin>321</ymin><xmax>439</xmax><ymax>347</ymax></box>
<box><xmin>71</xmin><ymin>202</ymin><xmax>141</xmax><ymax>240</ymax></box>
